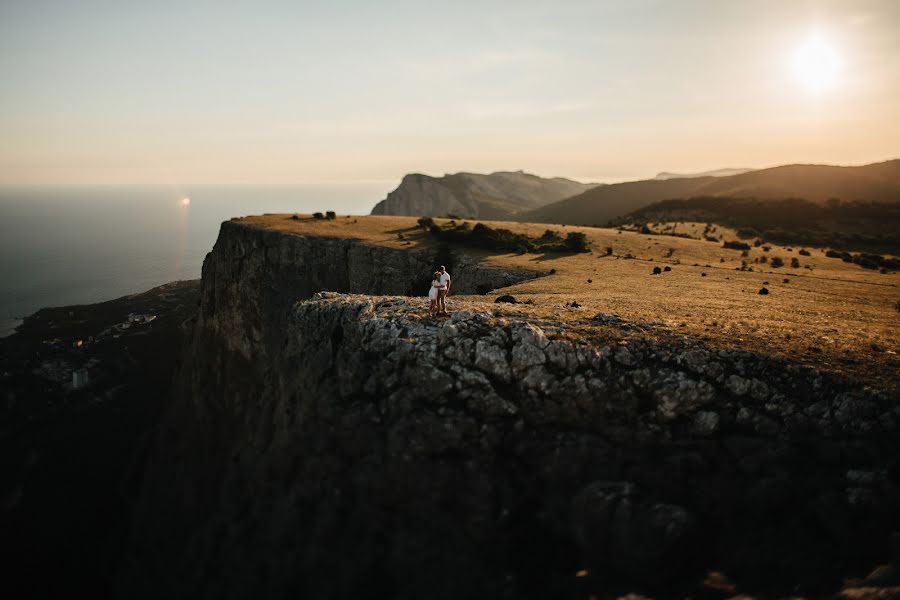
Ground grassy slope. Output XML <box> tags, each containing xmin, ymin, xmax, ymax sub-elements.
<box><xmin>525</xmin><ymin>159</ymin><xmax>900</xmax><ymax>225</ymax></box>
<box><xmin>242</xmin><ymin>214</ymin><xmax>899</xmax><ymax>383</ymax></box>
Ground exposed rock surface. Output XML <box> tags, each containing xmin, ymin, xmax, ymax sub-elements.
<box><xmin>370</xmin><ymin>171</ymin><xmax>597</xmax><ymax>219</ymax></box>
<box><xmin>120</xmin><ymin>221</ymin><xmax>900</xmax><ymax>600</ymax></box>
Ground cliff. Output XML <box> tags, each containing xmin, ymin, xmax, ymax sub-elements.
<box><xmin>370</xmin><ymin>171</ymin><xmax>597</xmax><ymax>219</ymax></box>
<box><xmin>119</xmin><ymin>217</ymin><xmax>900</xmax><ymax>599</ymax></box>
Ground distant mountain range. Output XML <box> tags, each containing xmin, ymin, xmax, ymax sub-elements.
<box><xmin>524</xmin><ymin>159</ymin><xmax>900</xmax><ymax>225</ymax></box>
<box><xmin>371</xmin><ymin>160</ymin><xmax>900</xmax><ymax>227</ymax></box>
<box><xmin>653</xmin><ymin>168</ymin><xmax>754</xmax><ymax>180</ymax></box>
<box><xmin>370</xmin><ymin>171</ymin><xmax>598</xmax><ymax>219</ymax></box>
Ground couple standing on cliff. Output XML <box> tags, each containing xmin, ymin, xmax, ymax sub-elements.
<box><xmin>428</xmin><ymin>266</ymin><xmax>451</xmax><ymax>317</ymax></box>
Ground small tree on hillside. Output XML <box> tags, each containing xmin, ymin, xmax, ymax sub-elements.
<box><xmin>564</xmin><ymin>232</ymin><xmax>590</xmax><ymax>253</ymax></box>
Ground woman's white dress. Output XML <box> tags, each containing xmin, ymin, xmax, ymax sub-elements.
<box><xmin>428</xmin><ymin>279</ymin><xmax>441</xmax><ymax>300</ymax></box>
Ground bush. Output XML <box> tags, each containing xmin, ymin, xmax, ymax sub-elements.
<box><xmin>770</xmin><ymin>256</ymin><xmax>784</xmax><ymax>268</ymax></box>
<box><xmin>791</xmin><ymin>257</ymin><xmax>800</xmax><ymax>268</ymax></box>
<box><xmin>540</xmin><ymin>229</ymin><xmax>561</xmax><ymax>241</ymax></box>
<box><xmin>605</xmin><ymin>246</ymin><xmax>613</xmax><ymax>255</ymax></box>
<box><xmin>799</xmin><ymin>249</ymin><xmax>811</xmax><ymax>256</ymax></box>
<box><xmin>563</xmin><ymin>232</ymin><xmax>591</xmax><ymax>253</ymax></box>
<box><xmin>724</xmin><ymin>240</ymin><xmax>751</xmax><ymax>251</ymax></box>
<box><xmin>417</xmin><ymin>216</ymin><xmax>435</xmax><ymax>229</ymax></box>
<box><xmin>325</xmin><ymin>211</ymin><xmax>336</xmax><ymax>220</ymax></box>
<box><xmin>312</xmin><ymin>212</ymin><xmax>324</xmax><ymax>219</ymax></box>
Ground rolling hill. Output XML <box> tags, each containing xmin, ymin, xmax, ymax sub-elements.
<box><xmin>523</xmin><ymin>159</ymin><xmax>900</xmax><ymax>225</ymax></box>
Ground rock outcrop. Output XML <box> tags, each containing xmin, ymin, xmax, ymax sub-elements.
<box><xmin>370</xmin><ymin>171</ymin><xmax>597</xmax><ymax>219</ymax></box>
<box><xmin>119</xmin><ymin>220</ymin><xmax>900</xmax><ymax>600</ymax></box>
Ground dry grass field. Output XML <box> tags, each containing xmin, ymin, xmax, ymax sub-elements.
<box><xmin>240</xmin><ymin>213</ymin><xmax>899</xmax><ymax>383</ymax></box>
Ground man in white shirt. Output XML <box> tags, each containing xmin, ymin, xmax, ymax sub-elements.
<box><xmin>438</xmin><ymin>266</ymin><xmax>451</xmax><ymax>314</ymax></box>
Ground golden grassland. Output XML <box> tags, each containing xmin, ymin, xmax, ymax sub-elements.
<box><xmin>240</xmin><ymin>214</ymin><xmax>899</xmax><ymax>381</ymax></box>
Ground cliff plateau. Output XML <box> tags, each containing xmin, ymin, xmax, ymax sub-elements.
<box><xmin>120</xmin><ymin>217</ymin><xmax>900</xmax><ymax>599</ymax></box>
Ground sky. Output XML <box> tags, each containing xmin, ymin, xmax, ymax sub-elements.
<box><xmin>1</xmin><ymin>0</ymin><xmax>898</xmax><ymax>185</ymax></box>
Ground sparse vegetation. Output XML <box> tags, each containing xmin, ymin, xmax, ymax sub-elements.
<box><xmin>823</xmin><ymin>249</ymin><xmax>899</xmax><ymax>271</ymax></box>
<box><xmin>423</xmin><ymin>220</ymin><xmax>591</xmax><ymax>254</ymax></box>
<box><xmin>770</xmin><ymin>257</ymin><xmax>785</xmax><ymax>268</ymax></box>
<box><xmin>616</xmin><ymin>196</ymin><xmax>900</xmax><ymax>254</ymax></box>
<box><xmin>325</xmin><ymin>211</ymin><xmax>336</xmax><ymax>220</ymax></box>
<box><xmin>313</xmin><ymin>212</ymin><xmax>324</xmax><ymax>220</ymax></box>
<box><xmin>791</xmin><ymin>257</ymin><xmax>800</xmax><ymax>268</ymax></box>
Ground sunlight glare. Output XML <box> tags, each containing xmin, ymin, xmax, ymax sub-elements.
<box><xmin>791</xmin><ymin>33</ymin><xmax>842</xmax><ymax>94</ymax></box>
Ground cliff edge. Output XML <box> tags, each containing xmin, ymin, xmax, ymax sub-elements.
<box><xmin>119</xmin><ymin>216</ymin><xmax>900</xmax><ymax>599</ymax></box>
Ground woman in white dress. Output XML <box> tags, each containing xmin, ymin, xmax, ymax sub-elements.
<box><xmin>428</xmin><ymin>270</ymin><xmax>444</xmax><ymax>316</ymax></box>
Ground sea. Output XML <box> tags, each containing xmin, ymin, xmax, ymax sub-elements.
<box><xmin>0</xmin><ymin>183</ymin><xmax>387</xmax><ymax>337</ymax></box>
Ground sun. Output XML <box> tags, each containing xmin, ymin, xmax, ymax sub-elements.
<box><xmin>180</xmin><ymin>197</ymin><xmax>191</xmax><ymax>207</ymax></box>
<box><xmin>791</xmin><ymin>33</ymin><xmax>842</xmax><ymax>93</ymax></box>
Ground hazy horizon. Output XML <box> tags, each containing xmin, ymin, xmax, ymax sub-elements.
<box><xmin>2</xmin><ymin>0</ymin><xmax>899</xmax><ymax>185</ymax></box>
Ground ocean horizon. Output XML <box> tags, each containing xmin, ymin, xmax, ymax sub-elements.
<box><xmin>0</xmin><ymin>183</ymin><xmax>387</xmax><ymax>336</ymax></box>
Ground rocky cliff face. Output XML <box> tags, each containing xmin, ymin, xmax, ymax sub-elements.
<box><xmin>120</xmin><ymin>221</ymin><xmax>900</xmax><ymax>599</ymax></box>
<box><xmin>370</xmin><ymin>171</ymin><xmax>596</xmax><ymax>219</ymax></box>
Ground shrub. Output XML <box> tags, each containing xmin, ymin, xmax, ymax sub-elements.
<box><xmin>290</xmin><ymin>214</ymin><xmax>299</xmax><ymax>220</ymax></box>
<box><xmin>799</xmin><ymin>249</ymin><xmax>811</xmax><ymax>256</ymax></box>
<box><xmin>540</xmin><ymin>229</ymin><xmax>561</xmax><ymax>241</ymax></box>
<box><xmin>759</xmin><ymin>255</ymin><xmax>768</xmax><ymax>264</ymax></box>
<box><xmin>791</xmin><ymin>257</ymin><xmax>800</xmax><ymax>268</ymax></box>
<box><xmin>640</xmin><ymin>225</ymin><xmax>652</xmax><ymax>234</ymax></box>
<box><xmin>563</xmin><ymin>232</ymin><xmax>591</xmax><ymax>253</ymax></box>
<box><xmin>312</xmin><ymin>212</ymin><xmax>324</xmax><ymax>219</ymax></box>
<box><xmin>325</xmin><ymin>211</ymin><xmax>336</xmax><ymax>220</ymax></box>
<box><xmin>770</xmin><ymin>256</ymin><xmax>784</xmax><ymax>268</ymax></box>
<box><xmin>605</xmin><ymin>246</ymin><xmax>613</xmax><ymax>255</ymax></box>
<box><xmin>417</xmin><ymin>216</ymin><xmax>435</xmax><ymax>229</ymax></box>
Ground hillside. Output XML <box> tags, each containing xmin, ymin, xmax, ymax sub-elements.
<box><xmin>524</xmin><ymin>159</ymin><xmax>900</xmax><ymax>225</ymax></box>
<box><xmin>617</xmin><ymin>197</ymin><xmax>900</xmax><ymax>254</ymax></box>
<box><xmin>370</xmin><ymin>170</ymin><xmax>598</xmax><ymax>219</ymax></box>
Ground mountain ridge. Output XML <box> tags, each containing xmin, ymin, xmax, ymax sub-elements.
<box><xmin>524</xmin><ymin>159</ymin><xmax>900</xmax><ymax>225</ymax></box>
<box><xmin>370</xmin><ymin>170</ymin><xmax>598</xmax><ymax>219</ymax></box>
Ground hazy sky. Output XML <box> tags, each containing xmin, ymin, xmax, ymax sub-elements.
<box><xmin>1</xmin><ymin>0</ymin><xmax>898</xmax><ymax>185</ymax></box>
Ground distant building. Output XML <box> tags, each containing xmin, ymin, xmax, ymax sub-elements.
<box><xmin>72</xmin><ymin>368</ymin><xmax>89</xmax><ymax>389</ymax></box>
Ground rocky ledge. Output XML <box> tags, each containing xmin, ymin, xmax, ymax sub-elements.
<box><xmin>122</xmin><ymin>282</ymin><xmax>900</xmax><ymax>599</ymax></box>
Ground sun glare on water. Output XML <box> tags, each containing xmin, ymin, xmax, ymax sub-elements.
<box><xmin>791</xmin><ymin>33</ymin><xmax>843</xmax><ymax>94</ymax></box>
